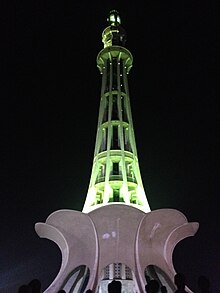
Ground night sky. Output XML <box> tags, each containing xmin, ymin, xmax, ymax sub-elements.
<box><xmin>1</xmin><ymin>1</ymin><xmax>219</xmax><ymax>292</ymax></box>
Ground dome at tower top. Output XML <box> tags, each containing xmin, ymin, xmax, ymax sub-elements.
<box><xmin>107</xmin><ymin>10</ymin><xmax>121</xmax><ymax>26</ymax></box>
<box><xmin>102</xmin><ymin>10</ymin><xmax>127</xmax><ymax>48</ymax></box>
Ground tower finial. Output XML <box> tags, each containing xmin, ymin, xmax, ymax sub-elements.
<box><xmin>102</xmin><ymin>10</ymin><xmax>126</xmax><ymax>48</ymax></box>
<box><xmin>107</xmin><ymin>10</ymin><xmax>121</xmax><ymax>26</ymax></box>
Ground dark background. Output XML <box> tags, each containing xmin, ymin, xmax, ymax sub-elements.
<box><xmin>1</xmin><ymin>1</ymin><xmax>219</xmax><ymax>292</ymax></box>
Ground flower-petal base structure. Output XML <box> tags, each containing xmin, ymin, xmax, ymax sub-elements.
<box><xmin>35</xmin><ymin>205</ymin><xmax>199</xmax><ymax>293</ymax></box>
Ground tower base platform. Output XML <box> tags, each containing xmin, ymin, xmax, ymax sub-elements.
<box><xmin>35</xmin><ymin>205</ymin><xmax>199</xmax><ymax>293</ymax></box>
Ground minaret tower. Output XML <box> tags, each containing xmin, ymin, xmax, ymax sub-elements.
<box><xmin>83</xmin><ymin>10</ymin><xmax>151</xmax><ymax>214</ymax></box>
<box><xmin>35</xmin><ymin>10</ymin><xmax>199</xmax><ymax>293</ymax></box>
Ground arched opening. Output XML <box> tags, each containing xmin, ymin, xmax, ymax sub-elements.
<box><xmin>97</xmin><ymin>263</ymin><xmax>137</xmax><ymax>293</ymax></box>
<box><xmin>60</xmin><ymin>265</ymin><xmax>90</xmax><ymax>293</ymax></box>
<box><xmin>144</xmin><ymin>265</ymin><xmax>176</xmax><ymax>293</ymax></box>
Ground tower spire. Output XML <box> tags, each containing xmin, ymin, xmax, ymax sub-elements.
<box><xmin>82</xmin><ymin>11</ymin><xmax>151</xmax><ymax>213</ymax></box>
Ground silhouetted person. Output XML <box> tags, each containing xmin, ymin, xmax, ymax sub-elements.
<box><xmin>28</xmin><ymin>278</ymin><xmax>41</xmax><ymax>293</ymax></box>
<box><xmin>18</xmin><ymin>284</ymin><xmax>32</xmax><ymax>293</ymax></box>
<box><xmin>161</xmin><ymin>285</ymin><xmax>167</xmax><ymax>293</ymax></box>
<box><xmin>56</xmin><ymin>290</ymin><xmax>66</xmax><ymax>293</ymax></box>
<box><xmin>197</xmin><ymin>275</ymin><xmax>211</xmax><ymax>293</ymax></box>
<box><xmin>145</xmin><ymin>279</ymin><xmax>160</xmax><ymax>293</ymax></box>
<box><xmin>174</xmin><ymin>273</ymin><xmax>187</xmax><ymax>293</ymax></box>
<box><xmin>85</xmin><ymin>290</ymin><xmax>93</xmax><ymax>293</ymax></box>
<box><xmin>108</xmin><ymin>279</ymin><xmax>122</xmax><ymax>292</ymax></box>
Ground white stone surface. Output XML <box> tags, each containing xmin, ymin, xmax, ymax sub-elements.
<box><xmin>35</xmin><ymin>205</ymin><xmax>199</xmax><ymax>293</ymax></box>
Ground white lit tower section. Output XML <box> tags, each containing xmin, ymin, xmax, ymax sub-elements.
<box><xmin>83</xmin><ymin>10</ymin><xmax>151</xmax><ymax>214</ymax></box>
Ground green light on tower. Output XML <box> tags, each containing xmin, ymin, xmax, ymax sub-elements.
<box><xmin>82</xmin><ymin>10</ymin><xmax>151</xmax><ymax>213</ymax></box>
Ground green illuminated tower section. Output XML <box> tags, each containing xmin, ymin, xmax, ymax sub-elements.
<box><xmin>83</xmin><ymin>10</ymin><xmax>151</xmax><ymax>214</ymax></box>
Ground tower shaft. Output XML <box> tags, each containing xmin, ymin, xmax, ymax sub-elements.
<box><xmin>82</xmin><ymin>11</ymin><xmax>151</xmax><ymax>213</ymax></box>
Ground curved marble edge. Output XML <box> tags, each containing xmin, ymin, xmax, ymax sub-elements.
<box><xmin>45</xmin><ymin>209</ymin><xmax>83</xmax><ymax>225</ymax></box>
<box><xmin>135</xmin><ymin>209</ymin><xmax>199</xmax><ymax>292</ymax></box>
<box><xmin>35</xmin><ymin>222</ymin><xmax>69</xmax><ymax>292</ymax></box>
<box><xmin>35</xmin><ymin>210</ymin><xmax>100</xmax><ymax>292</ymax></box>
<box><xmin>164</xmin><ymin>221</ymin><xmax>199</xmax><ymax>268</ymax></box>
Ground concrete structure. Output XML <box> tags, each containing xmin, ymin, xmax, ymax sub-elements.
<box><xmin>35</xmin><ymin>10</ymin><xmax>199</xmax><ymax>293</ymax></box>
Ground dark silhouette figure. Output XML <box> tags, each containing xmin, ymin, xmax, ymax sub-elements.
<box><xmin>18</xmin><ymin>284</ymin><xmax>32</xmax><ymax>293</ymax></box>
<box><xmin>56</xmin><ymin>290</ymin><xmax>66</xmax><ymax>293</ymax></box>
<box><xmin>197</xmin><ymin>275</ymin><xmax>211</xmax><ymax>293</ymax></box>
<box><xmin>85</xmin><ymin>290</ymin><xmax>93</xmax><ymax>293</ymax></box>
<box><xmin>108</xmin><ymin>279</ymin><xmax>122</xmax><ymax>293</ymax></box>
<box><xmin>161</xmin><ymin>285</ymin><xmax>167</xmax><ymax>293</ymax></box>
<box><xmin>28</xmin><ymin>278</ymin><xmax>41</xmax><ymax>293</ymax></box>
<box><xmin>174</xmin><ymin>273</ymin><xmax>187</xmax><ymax>293</ymax></box>
<box><xmin>145</xmin><ymin>279</ymin><xmax>160</xmax><ymax>293</ymax></box>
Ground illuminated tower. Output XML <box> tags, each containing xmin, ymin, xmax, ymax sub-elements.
<box><xmin>35</xmin><ymin>10</ymin><xmax>199</xmax><ymax>293</ymax></box>
<box><xmin>82</xmin><ymin>10</ymin><xmax>151</xmax><ymax>214</ymax></box>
